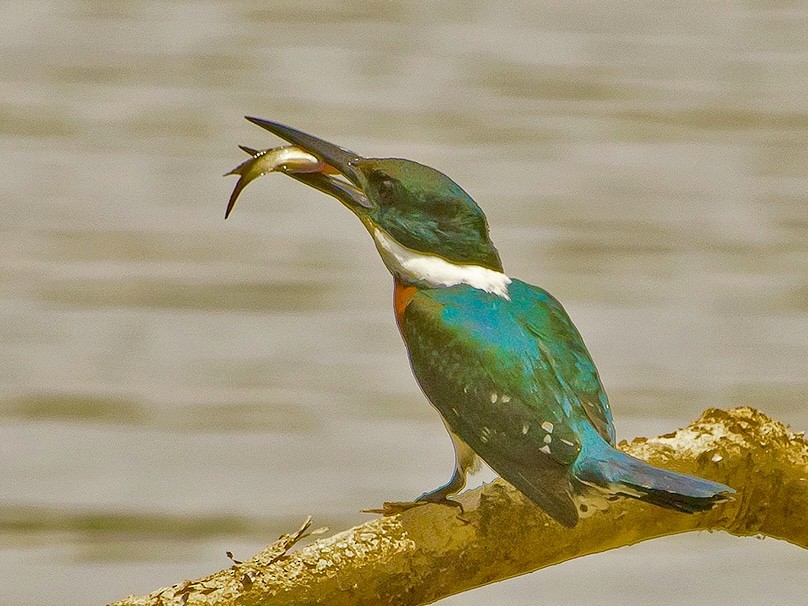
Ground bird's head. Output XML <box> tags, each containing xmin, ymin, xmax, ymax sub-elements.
<box><xmin>237</xmin><ymin>119</ymin><xmax>505</xmax><ymax>286</ymax></box>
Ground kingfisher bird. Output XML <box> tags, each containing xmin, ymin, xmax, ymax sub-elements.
<box><xmin>226</xmin><ymin>118</ymin><xmax>734</xmax><ymax>527</ymax></box>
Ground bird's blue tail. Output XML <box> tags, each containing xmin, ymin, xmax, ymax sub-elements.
<box><xmin>573</xmin><ymin>437</ymin><xmax>734</xmax><ymax>514</ymax></box>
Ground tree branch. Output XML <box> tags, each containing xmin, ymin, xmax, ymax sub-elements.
<box><xmin>110</xmin><ymin>407</ymin><xmax>807</xmax><ymax>606</ymax></box>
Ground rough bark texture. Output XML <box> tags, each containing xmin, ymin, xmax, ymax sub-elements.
<box><xmin>110</xmin><ymin>407</ymin><xmax>808</xmax><ymax>606</ymax></box>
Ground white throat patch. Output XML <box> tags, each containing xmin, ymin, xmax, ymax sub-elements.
<box><xmin>372</xmin><ymin>228</ymin><xmax>511</xmax><ymax>299</ymax></box>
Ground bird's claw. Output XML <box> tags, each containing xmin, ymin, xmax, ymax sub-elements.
<box><xmin>362</xmin><ymin>501</ymin><xmax>429</xmax><ymax>516</ymax></box>
<box><xmin>416</xmin><ymin>493</ymin><xmax>465</xmax><ymax>513</ymax></box>
<box><xmin>362</xmin><ymin>495</ymin><xmax>465</xmax><ymax>517</ymax></box>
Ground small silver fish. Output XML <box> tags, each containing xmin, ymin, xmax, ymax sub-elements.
<box><xmin>225</xmin><ymin>145</ymin><xmax>326</xmax><ymax>218</ymax></box>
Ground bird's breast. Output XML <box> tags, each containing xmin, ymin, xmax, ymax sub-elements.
<box><xmin>393</xmin><ymin>278</ymin><xmax>418</xmax><ymax>330</ymax></box>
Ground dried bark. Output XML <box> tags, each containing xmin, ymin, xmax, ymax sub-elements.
<box><xmin>110</xmin><ymin>407</ymin><xmax>808</xmax><ymax>606</ymax></box>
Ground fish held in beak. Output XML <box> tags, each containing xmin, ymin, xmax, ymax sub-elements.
<box><xmin>224</xmin><ymin>145</ymin><xmax>330</xmax><ymax>219</ymax></box>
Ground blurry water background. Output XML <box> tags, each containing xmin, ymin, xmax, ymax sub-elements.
<box><xmin>1</xmin><ymin>1</ymin><xmax>807</xmax><ymax>604</ymax></box>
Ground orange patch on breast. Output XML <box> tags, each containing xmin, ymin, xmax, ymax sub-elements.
<box><xmin>393</xmin><ymin>279</ymin><xmax>418</xmax><ymax>324</ymax></box>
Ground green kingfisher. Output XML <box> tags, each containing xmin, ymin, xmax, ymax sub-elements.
<box><xmin>226</xmin><ymin>118</ymin><xmax>734</xmax><ymax>527</ymax></box>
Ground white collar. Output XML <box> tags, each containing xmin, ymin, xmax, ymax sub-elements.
<box><xmin>372</xmin><ymin>228</ymin><xmax>511</xmax><ymax>299</ymax></box>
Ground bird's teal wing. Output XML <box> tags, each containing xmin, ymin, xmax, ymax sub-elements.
<box><xmin>508</xmin><ymin>280</ymin><xmax>616</xmax><ymax>445</ymax></box>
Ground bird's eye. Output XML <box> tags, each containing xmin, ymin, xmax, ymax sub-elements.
<box><xmin>379</xmin><ymin>179</ymin><xmax>395</xmax><ymax>195</ymax></box>
<box><xmin>430</xmin><ymin>199</ymin><xmax>457</xmax><ymax>218</ymax></box>
<box><xmin>376</xmin><ymin>178</ymin><xmax>397</xmax><ymax>204</ymax></box>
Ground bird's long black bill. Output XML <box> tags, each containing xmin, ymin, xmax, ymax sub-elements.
<box><xmin>287</xmin><ymin>172</ymin><xmax>372</xmax><ymax>210</ymax></box>
<box><xmin>245</xmin><ymin>117</ymin><xmax>362</xmax><ymax>184</ymax></box>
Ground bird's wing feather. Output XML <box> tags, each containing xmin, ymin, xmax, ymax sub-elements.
<box><xmin>511</xmin><ymin>280</ymin><xmax>616</xmax><ymax>445</ymax></box>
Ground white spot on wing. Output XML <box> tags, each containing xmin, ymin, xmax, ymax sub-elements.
<box><xmin>501</xmin><ymin>394</ymin><xmax>511</xmax><ymax>403</ymax></box>
<box><xmin>490</xmin><ymin>392</ymin><xmax>498</xmax><ymax>404</ymax></box>
<box><xmin>521</xmin><ymin>422</ymin><xmax>530</xmax><ymax>435</ymax></box>
<box><xmin>372</xmin><ymin>228</ymin><xmax>511</xmax><ymax>298</ymax></box>
<box><xmin>541</xmin><ymin>421</ymin><xmax>554</xmax><ymax>433</ymax></box>
<box><xmin>539</xmin><ymin>445</ymin><xmax>551</xmax><ymax>455</ymax></box>
<box><xmin>543</xmin><ymin>434</ymin><xmax>552</xmax><ymax>444</ymax></box>
<box><xmin>560</xmin><ymin>438</ymin><xmax>575</xmax><ymax>446</ymax></box>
